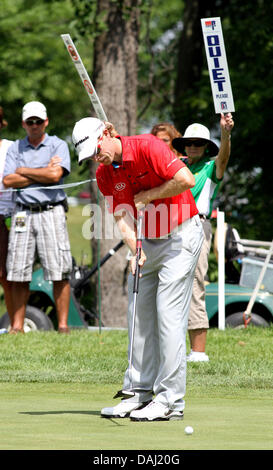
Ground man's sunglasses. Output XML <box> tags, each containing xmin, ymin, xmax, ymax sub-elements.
<box><xmin>25</xmin><ymin>119</ymin><xmax>45</xmax><ymax>126</ymax></box>
<box><xmin>184</xmin><ymin>139</ymin><xmax>208</xmax><ymax>147</ymax></box>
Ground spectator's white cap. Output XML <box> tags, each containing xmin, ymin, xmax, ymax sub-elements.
<box><xmin>22</xmin><ymin>101</ymin><xmax>47</xmax><ymax>121</ymax></box>
<box><xmin>72</xmin><ymin>117</ymin><xmax>105</xmax><ymax>165</ymax></box>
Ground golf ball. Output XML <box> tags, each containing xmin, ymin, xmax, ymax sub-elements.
<box><xmin>184</xmin><ymin>425</ymin><xmax>194</xmax><ymax>435</ymax></box>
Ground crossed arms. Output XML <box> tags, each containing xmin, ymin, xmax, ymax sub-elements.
<box><xmin>3</xmin><ymin>156</ymin><xmax>64</xmax><ymax>188</ymax></box>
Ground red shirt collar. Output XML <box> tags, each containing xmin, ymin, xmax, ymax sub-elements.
<box><xmin>117</xmin><ymin>135</ymin><xmax>135</xmax><ymax>162</ymax></box>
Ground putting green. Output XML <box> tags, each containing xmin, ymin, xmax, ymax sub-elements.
<box><xmin>0</xmin><ymin>382</ymin><xmax>272</xmax><ymax>450</ymax></box>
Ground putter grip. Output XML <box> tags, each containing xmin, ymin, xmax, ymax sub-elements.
<box><xmin>133</xmin><ymin>208</ymin><xmax>144</xmax><ymax>294</ymax></box>
<box><xmin>133</xmin><ymin>245</ymin><xmax>141</xmax><ymax>294</ymax></box>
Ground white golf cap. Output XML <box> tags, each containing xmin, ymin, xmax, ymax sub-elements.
<box><xmin>22</xmin><ymin>101</ymin><xmax>47</xmax><ymax>121</ymax></box>
<box><xmin>72</xmin><ymin>117</ymin><xmax>105</xmax><ymax>165</ymax></box>
<box><xmin>172</xmin><ymin>123</ymin><xmax>219</xmax><ymax>156</ymax></box>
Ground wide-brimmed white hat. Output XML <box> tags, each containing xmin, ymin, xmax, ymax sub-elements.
<box><xmin>72</xmin><ymin>117</ymin><xmax>105</xmax><ymax>165</ymax></box>
<box><xmin>22</xmin><ymin>101</ymin><xmax>47</xmax><ymax>121</ymax></box>
<box><xmin>172</xmin><ymin>123</ymin><xmax>219</xmax><ymax>156</ymax></box>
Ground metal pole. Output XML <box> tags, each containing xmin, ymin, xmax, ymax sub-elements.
<box><xmin>217</xmin><ymin>209</ymin><xmax>225</xmax><ymax>330</ymax></box>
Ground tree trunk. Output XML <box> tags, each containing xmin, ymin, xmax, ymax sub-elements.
<box><xmin>173</xmin><ymin>0</ymin><xmax>205</xmax><ymax>128</ymax></box>
<box><xmin>93</xmin><ymin>0</ymin><xmax>139</xmax><ymax>134</ymax></box>
<box><xmin>173</xmin><ymin>0</ymin><xmax>230</xmax><ymax>129</ymax></box>
<box><xmin>90</xmin><ymin>0</ymin><xmax>140</xmax><ymax>327</ymax></box>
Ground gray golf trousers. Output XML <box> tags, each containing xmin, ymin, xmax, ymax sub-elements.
<box><xmin>123</xmin><ymin>214</ymin><xmax>204</xmax><ymax>411</ymax></box>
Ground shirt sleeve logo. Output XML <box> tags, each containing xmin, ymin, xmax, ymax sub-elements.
<box><xmin>114</xmin><ymin>182</ymin><xmax>126</xmax><ymax>191</ymax></box>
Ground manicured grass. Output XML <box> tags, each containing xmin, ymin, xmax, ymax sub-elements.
<box><xmin>0</xmin><ymin>383</ymin><xmax>272</xmax><ymax>450</ymax></box>
<box><xmin>0</xmin><ymin>327</ymin><xmax>273</xmax><ymax>450</ymax></box>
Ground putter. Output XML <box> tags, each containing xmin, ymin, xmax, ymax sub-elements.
<box><xmin>114</xmin><ymin>208</ymin><xmax>144</xmax><ymax>399</ymax></box>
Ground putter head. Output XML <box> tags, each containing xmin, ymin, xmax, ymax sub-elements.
<box><xmin>113</xmin><ymin>389</ymin><xmax>135</xmax><ymax>399</ymax></box>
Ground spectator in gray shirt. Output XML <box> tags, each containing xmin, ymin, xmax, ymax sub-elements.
<box><xmin>3</xmin><ymin>101</ymin><xmax>72</xmax><ymax>334</ymax></box>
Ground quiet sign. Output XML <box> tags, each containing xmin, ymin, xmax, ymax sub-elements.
<box><xmin>201</xmin><ymin>17</ymin><xmax>235</xmax><ymax>113</ymax></box>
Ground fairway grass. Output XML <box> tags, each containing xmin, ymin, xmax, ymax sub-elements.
<box><xmin>0</xmin><ymin>328</ymin><xmax>273</xmax><ymax>450</ymax></box>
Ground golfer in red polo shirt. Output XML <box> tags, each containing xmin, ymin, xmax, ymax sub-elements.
<box><xmin>72</xmin><ymin>118</ymin><xmax>204</xmax><ymax>421</ymax></box>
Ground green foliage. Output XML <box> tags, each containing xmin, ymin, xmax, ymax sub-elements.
<box><xmin>219</xmin><ymin>2</ymin><xmax>273</xmax><ymax>239</ymax></box>
<box><xmin>137</xmin><ymin>0</ymin><xmax>184</xmax><ymax>129</ymax></box>
<box><xmin>137</xmin><ymin>0</ymin><xmax>273</xmax><ymax>240</ymax></box>
<box><xmin>0</xmin><ymin>0</ymin><xmax>94</xmax><ymax>184</ymax></box>
<box><xmin>1</xmin><ymin>2</ymin><xmax>72</xmax><ymax>129</ymax></box>
<box><xmin>185</xmin><ymin>2</ymin><xmax>273</xmax><ymax>239</ymax></box>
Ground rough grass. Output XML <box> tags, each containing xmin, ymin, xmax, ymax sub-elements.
<box><xmin>0</xmin><ymin>327</ymin><xmax>272</xmax><ymax>390</ymax></box>
<box><xmin>66</xmin><ymin>204</ymin><xmax>92</xmax><ymax>266</ymax></box>
<box><xmin>0</xmin><ymin>329</ymin><xmax>127</xmax><ymax>383</ymax></box>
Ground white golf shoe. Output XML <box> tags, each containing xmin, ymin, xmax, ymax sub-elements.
<box><xmin>130</xmin><ymin>401</ymin><xmax>184</xmax><ymax>422</ymax></box>
<box><xmin>101</xmin><ymin>400</ymin><xmax>150</xmax><ymax>418</ymax></box>
<box><xmin>186</xmin><ymin>350</ymin><xmax>209</xmax><ymax>362</ymax></box>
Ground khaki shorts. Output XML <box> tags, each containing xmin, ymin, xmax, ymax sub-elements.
<box><xmin>7</xmin><ymin>204</ymin><xmax>72</xmax><ymax>282</ymax></box>
<box><xmin>187</xmin><ymin>218</ymin><xmax>212</xmax><ymax>330</ymax></box>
